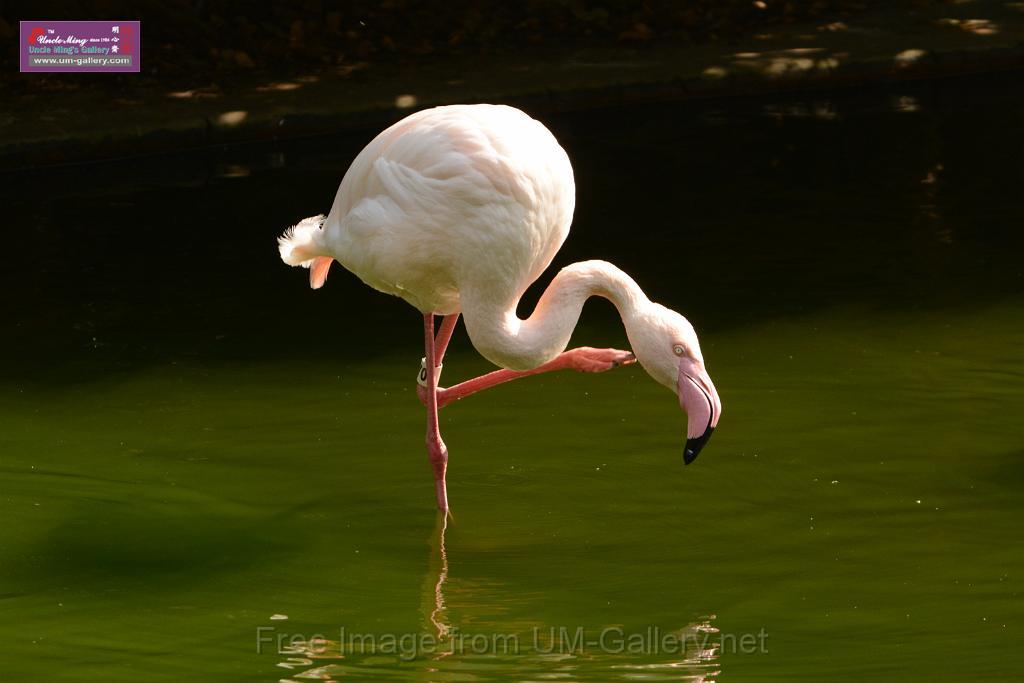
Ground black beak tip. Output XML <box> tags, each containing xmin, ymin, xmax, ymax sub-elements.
<box><xmin>684</xmin><ymin>427</ymin><xmax>715</xmax><ymax>465</ymax></box>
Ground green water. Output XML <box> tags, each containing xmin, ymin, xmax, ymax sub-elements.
<box><xmin>2</xmin><ymin>75</ymin><xmax>1023</xmax><ymax>680</ymax></box>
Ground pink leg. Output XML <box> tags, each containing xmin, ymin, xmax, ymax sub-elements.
<box><xmin>434</xmin><ymin>314</ymin><xmax>459</xmax><ymax>363</ymax></box>
<box><xmin>423</xmin><ymin>314</ymin><xmax>450</xmax><ymax>514</ymax></box>
<box><xmin>425</xmin><ymin>346</ymin><xmax>636</xmax><ymax>410</ymax></box>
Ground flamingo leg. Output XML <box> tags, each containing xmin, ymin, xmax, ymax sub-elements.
<box><xmin>417</xmin><ymin>314</ymin><xmax>636</xmax><ymax>410</ymax></box>
<box><xmin>434</xmin><ymin>313</ymin><xmax>459</xmax><ymax>363</ymax></box>
<box><xmin>433</xmin><ymin>347</ymin><xmax>635</xmax><ymax>409</ymax></box>
<box><xmin>423</xmin><ymin>314</ymin><xmax>450</xmax><ymax>514</ymax></box>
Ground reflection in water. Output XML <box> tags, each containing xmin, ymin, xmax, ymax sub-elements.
<box><xmin>424</xmin><ymin>514</ymin><xmax>451</xmax><ymax>640</ymax></box>
<box><xmin>610</xmin><ymin>618</ymin><xmax>720</xmax><ymax>682</ymax></box>
<box><xmin>275</xmin><ymin>516</ymin><xmax>721</xmax><ymax>681</ymax></box>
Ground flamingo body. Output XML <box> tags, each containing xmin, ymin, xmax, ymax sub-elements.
<box><xmin>326</xmin><ymin>105</ymin><xmax>573</xmax><ymax>316</ymax></box>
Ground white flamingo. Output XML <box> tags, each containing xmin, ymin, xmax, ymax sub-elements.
<box><xmin>279</xmin><ymin>104</ymin><xmax>721</xmax><ymax>513</ymax></box>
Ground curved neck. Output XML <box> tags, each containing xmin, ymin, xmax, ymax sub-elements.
<box><xmin>462</xmin><ymin>260</ymin><xmax>650</xmax><ymax>370</ymax></box>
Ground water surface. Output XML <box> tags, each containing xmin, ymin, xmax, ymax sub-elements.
<box><xmin>2</xmin><ymin>73</ymin><xmax>1022</xmax><ymax>681</ymax></box>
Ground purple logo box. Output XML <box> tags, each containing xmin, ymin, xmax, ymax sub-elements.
<box><xmin>20</xmin><ymin>21</ymin><xmax>140</xmax><ymax>73</ymax></box>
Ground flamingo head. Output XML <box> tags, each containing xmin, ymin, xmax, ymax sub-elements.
<box><xmin>626</xmin><ymin>304</ymin><xmax>722</xmax><ymax>464</ymax></box>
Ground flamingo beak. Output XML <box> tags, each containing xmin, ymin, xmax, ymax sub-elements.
<box><xmin>677</xmin><ymin>359</ymin><xmax>722</xmax><ymax>464</ymax></box>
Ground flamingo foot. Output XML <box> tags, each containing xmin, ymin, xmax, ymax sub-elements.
<box><xmin>567</xmin><ymin>347</ymin><xmax>637</xmax><ymax>373</ymax></box>
<box><xmin>427</xmin><ymin>433</ymin><xmax>450</xmax><ymax>514</ymax></box>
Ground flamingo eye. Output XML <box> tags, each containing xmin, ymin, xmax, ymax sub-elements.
<box><xmin>673</xmin><ymin>344</ymin><xmax>685</xmax><ymax>356</ymax></box>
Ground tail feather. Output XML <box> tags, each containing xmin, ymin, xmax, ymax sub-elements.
<box><xmin>278</xmin><ymin>215</ymin><xmax>333</xmax><ymax>288</ymax></box>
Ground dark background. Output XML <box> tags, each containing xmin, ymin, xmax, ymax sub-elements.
<box><xmin>2</xmin><ymin>1</ymin><xmax>933</xmax><ymax>89</ymax></box>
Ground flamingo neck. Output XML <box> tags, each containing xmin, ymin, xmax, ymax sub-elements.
<box><xmin>462</xmin><ymin>259</ymin><xmax>650</xmax><ymax>370</ymax></box>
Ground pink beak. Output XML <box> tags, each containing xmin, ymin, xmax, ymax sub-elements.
<box><xmin>677</xmin><ymin>359</ymin><xmax>722</xmax><ymax>464</ymax></box>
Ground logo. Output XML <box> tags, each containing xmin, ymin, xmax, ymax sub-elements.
<box><xmin>19</xmin><ymin>21</ymin><xmax>141</xmax><ymax>73</ymax></box>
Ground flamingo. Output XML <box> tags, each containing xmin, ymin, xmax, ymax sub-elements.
<box><xmin>278</xmin><ymin>104</ymin><xmax>721</xmax><ymax>513</ymax></box>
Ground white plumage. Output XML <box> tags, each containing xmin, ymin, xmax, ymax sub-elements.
<box><xmin>282</xmin><ymin>105</ymin><xmax>573</xmax><ymax>316</ymax></box>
